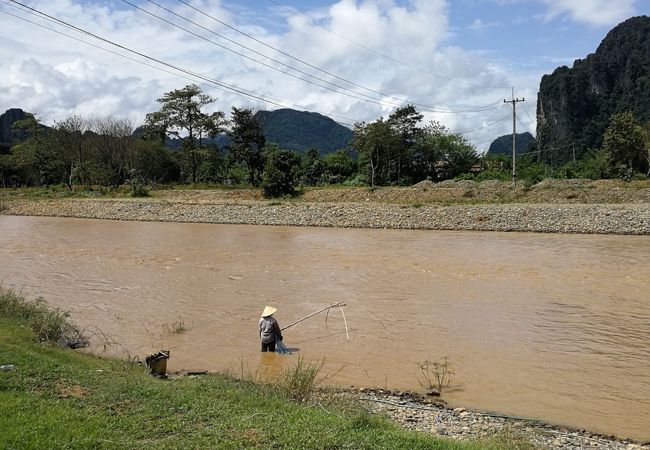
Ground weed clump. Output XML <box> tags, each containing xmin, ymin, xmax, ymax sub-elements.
<box><xmin>480</xmin><ymin>426</ymin><xmax>538</xmax><ymax>450</ymax></box>
<box><xmin>276</xmin><ymin>357</ymin><xmax>325</xmax><ymax>404</ymax></box>
<box><xmin>416</xmin><ymin>356</ymin><xmax>454</xmax><ymax>394</ymax></box>
<box><xmin>0</xmin><ymin>288</ymin><xmax>84</xmax><ymax>347</ymax></box>
<box><xmin>162</xmin><ymin>317</ymin><xmax>187</xmax><ymax>335</ymax></box>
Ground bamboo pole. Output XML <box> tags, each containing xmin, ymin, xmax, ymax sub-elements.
<box><xmin>280</xmin><ymin>302</ymin><xmax>346</xmax><ymax>331</ymax></box>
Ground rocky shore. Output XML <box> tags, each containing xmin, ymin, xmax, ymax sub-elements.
<box><xmin>358</xmin><ymin>389</ymin><xmax>649</xmax><ymax>450</ymax></box>
<box><xmin>2</xmin><ymin>193</ymin><xmax>649</xmax><ymax>235</ymax></box>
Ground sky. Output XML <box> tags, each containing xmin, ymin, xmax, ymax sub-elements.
<box><xmin>0</xmin><ymin>0</ymin><xmax>648</xmax><ymax>150</ymax></box>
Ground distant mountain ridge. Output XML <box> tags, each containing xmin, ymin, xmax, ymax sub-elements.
<box><xmin>253</xmin><ymin>108</ymin><xmax>353</xmax><ymax>153</ymax></box>
<box><xmin>487</xmin><ymin>132</ymin><xmax>535</xmax><ymax>156</ymax></box>
<box><xmin>138</xmin><ymin>108</ymin><xmax>353</xmax><ymax>154</ymax></box>
<box><xmin>536</xmin><ymin>15</ymin><xmax>650</xmax><ymax>165</ymax></box>
<box><xmin>0</xmin><ymin>108</ymin><xmax>30</xmax><ymax>146</ymax></box>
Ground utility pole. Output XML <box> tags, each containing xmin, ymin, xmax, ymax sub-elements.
<box><xmin>504</xmin><ymin>88</ymin><xmax>525</xmax><ymax>185</ymax></box>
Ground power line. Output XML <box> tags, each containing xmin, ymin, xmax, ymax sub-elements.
<box><xmin>517</xmin><ymin>143</ymin><xmax>573</xmax><ymax>157</ymax></box>
<box><xmin>1</xmin><ymin>1</ymin><xmax>516</xmax><ymax>138</ymax></box>
<box><xmin>142</xmin><ymin>0</ymin><xmax>502</xmax><ymax>114</ymax></box>
<box><xmin>520</xmin><ymin>102</ymin><xmax>537</xmax><ymax>125</ymax></box>
<box><xmin>453</xmin><ymin>113</ymin><xmax>511</xmax><ymax>135</ymax></box>
<box><xmin>2</xmin><ymin>0</ymin><xmax>359</xmax><ymax>126</ymax></box>
<box><xmin>267</xmin><ymin>0</ymin><xmax>513</xmax><ymax>92</ymax></box>
<box><xmin>131</xmin><ymin>0</ymin><xmax>429</xmax><ymax>111</ymax></box>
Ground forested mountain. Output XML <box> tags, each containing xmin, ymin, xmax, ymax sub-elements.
<box><xmin>536</xmin><ymin>16</ymin><xmax>650</xmax><ymax>165</ymax></box>
<box><xmin>487</xmin><ymin>132</ymin><xmax>535</xmax><ymax>156</ymax></box>
<box><xmin>0</xmin><ymin>108</ymin><xmax>30</xmax><ymax>147</ymax></box>
<box><xmin>253</xmin><ymin>109</ymin><xmax>353</xmax><ymax>153</ymax></box>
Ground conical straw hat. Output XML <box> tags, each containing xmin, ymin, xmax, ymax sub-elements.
<box><xmin>261</xmin><ymin>305</ymin><xmax>277</xmax><ymax>317</ymax></box>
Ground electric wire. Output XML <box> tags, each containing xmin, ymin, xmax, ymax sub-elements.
<box><xmin>174</xmin><ymin>0</ymin><xmax>504</xmax><ymax>112</ymax></box>
<box><xmin>0</xmin><ymin>5</ymin><xmax>306</xmax><ymax>118</ymax></box>
<box><xmin>267</xmin><ymin>0</ymin><xmax>513</xmax><ymax>91</ymax></box>
<box><xmin>453</xmin><ymin>113</ymin><xmax>511</xmax><ymax>135</ymax></box>
<box><xmin>132</xmin><ymin>0</ymin><xmax>501</xmax><ymax>114</ymax></box>
<box><xmin>127</xmin><ymin>0</ymin><xmax>414</xmax><ymax>112</ymax></box>
<box><xmin>2</xmin><ymin>0</ymin><xmax>358</xmax><ymax>126</ymax></box>
<box><xmin>517</xmin><ymin>143</ymin><xmax>573</xmax><ymax>157</ymax></box>
<box><xmin>1</xmin><ymin>1</ymin><xmax>518</xmax><ymax>138</ymax></box>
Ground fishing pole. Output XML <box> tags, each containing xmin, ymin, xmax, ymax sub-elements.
<box><xmin>280</xmin><ymin>302</ymin><xmax>347</xmax><ymax>331</ymax></box>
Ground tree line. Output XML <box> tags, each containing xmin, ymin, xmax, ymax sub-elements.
<box><xmin>1</xmin><ymin>84</ymin><xmax>649</xmax><ymax>197</ymax></box>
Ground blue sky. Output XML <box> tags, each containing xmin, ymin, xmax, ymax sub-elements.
<box><xmin>0</xmin><ymin>0</ymin><xmax>647</xmax><ymax>150</ymax></box>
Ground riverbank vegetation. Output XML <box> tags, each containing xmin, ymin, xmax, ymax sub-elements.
<box><xmin>1</xmin><ymin>85</ymin><xmax>649</xmax><ymax>198</ymax></box>
<box><xmin>0</xmin><ymin>288</ymin><xmax>535</xmax><ymax>449</ymax></box>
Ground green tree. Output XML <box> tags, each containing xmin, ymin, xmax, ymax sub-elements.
<box><xmin>145</xmin><ymin>85</ymin><xmax>227</xmax><ymax>184</ymax></box>
<box><xmin>603</xmin><ymin>111</ymin><xmax>647</xmax><ymax>177</ymax></box>
<box><xmin>130</xmin><ymin>139</ymin><xmax>179</xmax><ymax>183</ymax></box>
<box><xmin>408</xmin><ymin>122</ymin><xmax>445</xmax><ymax>181</ymax></box>
<box><xmin>353</xmin><ymin>118</ymin><xmax>396</xmax><ymax>186</ymax></box>
<box><xmin>387</xmin><ymin>105</ymin><xmax>423</xmax><ymax>184</ymax></box>
<box><xmin>408</xmin><ymin>121</ymin><xmax>478</xmax><ymax>181</ymax></box>
<box><xmin>642</xmin><ymin>121</ymin><xmax>650</xmax><ymax>176</ymax></box>
<box><xmin>50</xmin><ymin>115</ymin><xmax>91</xmax><ymax>188</ymax></box>
<box><xmin>322</xmin><ymin>149</ymin><xmax>356</xmax><ymax>183</ymax></box>
<box><xmin>228</xmin><ymin>107</ymin><xmax>266</xmax><ymax>186</ymax></box>
<box><xmin>261</xmin><ymin>145</ymin><xmax>301</xmax><ymax>197</ymax></box>
<box><xmin>301</xmin><ymin>148</ymin><xmax>326</xmax><ymax>185</ymax></box>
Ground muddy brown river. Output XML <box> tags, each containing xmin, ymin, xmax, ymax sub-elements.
<box><xmin>1</xmin><ymin>215</ymin><xmax>649</xmax><ymax>440</ymax></box>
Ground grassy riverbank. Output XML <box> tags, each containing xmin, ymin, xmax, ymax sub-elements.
<box><xmin>2</xmin><ymin>178</ymin><xmax>650</xmax><ymax>204</ymax></box>
<box><xmin>0</xmin><ymin>289</ymin><xmax>526</xmax><ymax>450</ymax></box>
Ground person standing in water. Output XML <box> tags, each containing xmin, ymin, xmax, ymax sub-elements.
<box><xmin>259</xmin><ymin>306</ymin><xmax>283</xmax><ymax>352</ymax></box>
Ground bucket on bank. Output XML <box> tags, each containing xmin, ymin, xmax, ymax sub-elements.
<box><xmin>145</xmin><ymin>350</ymin><xmax>170</xmax><ymax>377</ymax></box>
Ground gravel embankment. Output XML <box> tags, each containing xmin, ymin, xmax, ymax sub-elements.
<box><xmin>2</xmin><ymin>197</ymin><xmax>649</xmax><ymax>235</ymax></box>
<box><xmin>359</xmin><ymin>389</ymin><xmax>649</xmax><ymax>450</ymax></box>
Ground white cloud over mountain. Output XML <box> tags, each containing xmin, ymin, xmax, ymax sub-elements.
<box><xmin>541</xmin><ymin>0</ymin><xmax>638</xmax><ymax>26</ymax></box>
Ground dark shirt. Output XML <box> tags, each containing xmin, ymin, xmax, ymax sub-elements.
<box><xmin>259</xmin><ymin>316</ymin><xmax>282</xmax><ymax>344</ymax></box>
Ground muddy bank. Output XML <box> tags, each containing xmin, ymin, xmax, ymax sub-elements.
<box><xmin>2</xmin><ymin>195</ymin><xmax>649</xmax><ymax>235</ymax></box>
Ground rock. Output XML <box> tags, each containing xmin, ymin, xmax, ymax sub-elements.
<box><xmin>426</xmin><ymin>389</ymin><xmax>441</xmax><ymax>397</ymax></box>
<box><xmin>0</xmin><ymin>364</ymin><xmax>15</xmax><ymax>371</ymax></box>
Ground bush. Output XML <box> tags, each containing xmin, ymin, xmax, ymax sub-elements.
<box><xmin>0</xmin><ymin>288</ymin><xmax>83</xmax><ymax>347</ymax></box>
<box><xmin>261</xmin><ymin>148</ymin><xmax>301</xmax><ymax>198</ymax></box>
<box><xmin>341</xmin><ymin>173</ymin><xmax>367</xmax><ymax>186</ymax></box>
<box><xmin>479</xmin><ymin>426</ymin><xmax>537</xmax><ymax>450</ymax></box>
<box><xmin>275</xmin><ymin>357</ymin><xmax>325</xmax><ymax>403</ymax></box>
<box><xmin>129</xmin><ymin>175</ymin><xmax>150</xmax><ymax>197</ymax></box>
<box><xmin>416</xmin><ymin>356</ymin><xmax>454</xmax><ymax>394</ymax></box>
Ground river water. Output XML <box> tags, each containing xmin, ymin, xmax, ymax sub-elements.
<box><xmin>1</xmin><ymin>215</ymin><xmax>649</xmax><ymax>440</ymax></box>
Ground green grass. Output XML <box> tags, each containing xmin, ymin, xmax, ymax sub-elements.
<box><xmin>0</xmin><ymin>184</ymin><xmax>132</xmax><ymax>200</ymax></box>
<box><xmin>0</xmin><ymin>289</ymin><xmax>523</xmax><ymax>449</ymax></box>
<box><xmin>0</xmin><ymin>288</ymin><xmax>82</xmax><ymax>346</ymax></box>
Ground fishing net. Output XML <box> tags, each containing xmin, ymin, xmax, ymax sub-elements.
<box><xmin>275</xmin><ymin>335</ymin><xmax>290</xmax><ymax>354</ymax></box>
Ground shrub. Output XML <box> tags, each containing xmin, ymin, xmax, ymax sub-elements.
<box><xmin>275</xmin><ymin>357</ymin><xmax>325</xmax><ymax>403</ymax></box>
<box><xmin>416</xmin><ymin>356</ymin><xmax>454</xmax><ymax>394</ymax></box>
<box><xmin>480</xmin><ymin>426</ymin><xmax>537</xmax><ymax>450</ymax></box>
<box><xmin>129</xmin><ymin>175</ymin><xmax>150</xmax><ymax>197</ymax></box>
<box><xmin>341</xmin><ymin>173</ymin><xmax>367</xmax><ymax>187</ymax></box>
<box><xmin>261</xmin><ymin>148</ymin><xmax>301</xmax><ymax>198</ymax></box>
<box><xmin>0</xmin><ymin>288</ymin><xmax>83</xmax><ymax>347</ymax></box>
<box><xmin>162</xmin><ymin>317</ymin><xmax>187</xmax><ymax>334</ymax></box>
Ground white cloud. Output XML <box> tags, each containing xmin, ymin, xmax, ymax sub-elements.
<box><xmin>541</xmin><ymin>0</ymin><xmax>637</xmax><ymax>26</ymax></box>
<box><xmin>468</xmin><ymin>18</ymin><xmax>501</xmax><ymax>31</ymax></box>
<box><xmin>0</xmin><ymin>0</ymin><xmax>540</xmax><ymax>150</ymax></box>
